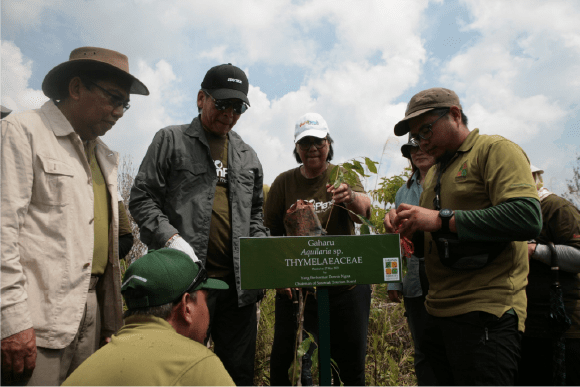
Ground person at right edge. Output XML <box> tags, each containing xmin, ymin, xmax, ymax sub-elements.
<box><xmin>516</xmin><ymin>165</ymin><xmax>580</xmax><ymax>386</ymax></box>
<box><xmin>384</xmin><ymin>87</ymin><xmax>542</xmax><ymax>385</ymax></box>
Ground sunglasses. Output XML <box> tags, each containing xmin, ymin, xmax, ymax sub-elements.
<box><xmin>297</xmin><ymin>137</ymin><xmax>328</xmax><ymax>150</ymax></box>
<box><xmin>204</xmin><ymin>91</ymin><xmax>248</xmax><ymax>114</ymax></box>
<box><xmin>184</xmin><ymin>261</ymin><xmax>209</xmax><ymax>296</ymax></box>
<box><xmin>84</xmin><ymin>79</ymin><xmax>131</xmax><ymax>112</ymax></box>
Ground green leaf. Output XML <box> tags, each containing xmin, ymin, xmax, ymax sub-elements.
<box><xmin>352</xmin><ymin>160</ymin><xmax>365</xmax><ymax>175</ymax></box>
<box><xmin>364</xmin><ymin>157</ymin><xmax>378</xmax><ymax>174</ymax></box>
<box><xmin>333</xmin><ymin>170</ymin><xmax>344</xmax><ymax>189</ymax></box>
<box><xmin>342</xmin><ymin>162</ymin><xmax>354</xmax><ymax>171</ymax></box>
<box><xmin>311</xmin><ymin>347</ymin><xmax>319</xmax><ymax>375</ymax></box>
<box><xmin>329</xmin><ymin>165</ymin><xmax>340</xmax><ymax>181</ymax></box>
<box><xmin>288</xmin><ymin>360</ymin><xmax>299</xmax><ymax>386</ymax></box>
<box><xmin>356</xmin><ymin>214</ymin><xmax>374</xmax><ymax>230</ymax></box>
<box><xmin>297</xmin><ymin>336</ymin><xmax>312</xmax><ymax>358</ymax></box>
<box><xmin>360</xmin><ymin>223</ymin><xmax>370</xmax><ymax>235</ymax></box>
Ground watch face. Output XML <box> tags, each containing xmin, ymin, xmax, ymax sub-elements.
<box><xmin>441</xmin><ymin>208</ymin><xmax>453</xmax><ymax>217</ymax></box>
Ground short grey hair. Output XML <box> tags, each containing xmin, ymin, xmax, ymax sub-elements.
<box><xmin>123</xmin><ymin>290</ymin><xmax>198</xmax><ymax>320</ymax></box>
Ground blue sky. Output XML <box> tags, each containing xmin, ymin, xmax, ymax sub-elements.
<box><xmin>2</xmin><ymin>0</ymin><xmax>580</xmax><ymax>198</ymax></box>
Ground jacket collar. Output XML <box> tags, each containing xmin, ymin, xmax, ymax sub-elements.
<box><xmin>41</xmin><ymin>100</ymin><xmax>76</xmax><ymax>137</ymax></box>
<box><xmin>184</xmin><ymin>115</ymin><xmax>246</xmax><ymax>153</ymax></box>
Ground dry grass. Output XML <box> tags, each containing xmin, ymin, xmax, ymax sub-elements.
<box><xmin>253</xmin><ymin>285</ymin><xmax>417</xmax><ymax>386</ymax></box>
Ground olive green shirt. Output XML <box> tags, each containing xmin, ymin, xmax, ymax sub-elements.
<box><xmin>62</xmin><ymin>315</ymin><xmax>235</xmax><ymax>386</ymax></box>
<box><xmin>205</xmin><ymin>130</ymin><xmax>233</xmax><ymax>278</ymax></box>
<box><xmin>527</xmin><ymin>193</ymin><xmax>580</xmax><ymax>338</ymax></box>
<box><xmin>85</xmin><ymin>140</ymin><xmax>110</xmax><ymax>275</ymax></box>
<box><xmin>420</xmin><ymin>129</ymin><xmax>538</xmax><ymax>332</ymax></box>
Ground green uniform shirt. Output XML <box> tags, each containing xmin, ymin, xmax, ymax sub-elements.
<box><xmin>527</xmin><ymin>193</ymin><xmax>580</xmax><ymax>338</ymax></box>
<box><xmin>420</xmin><ymin>129</ymin><xmax>538</xmax><ymax>332</ymax></box>
<box><xmin>85</xmin><ymin>140</ymin><xmax>110</xmax><ymax>275</ymax></box>
<box><xmin>62</xmin><ymin>315</ymin><xmax>235</xmax><ymax>386</ymax></box>
<box><xmin>205</xmin><ymin>130</ymin><xmax>233</xmax><ymax>278</ymax></box>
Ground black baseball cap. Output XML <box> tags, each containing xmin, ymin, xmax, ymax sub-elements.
<box><xmin>201</xmin><ymin>63</ymin><xmax>250</xmax><ymax>105</ymax></box>
<box><xmin>401</xmin><ymin>134</ymin><xmax>420</xmax><ymax>159</ymax></box>
<box><xmin>121</xmin><ymin>248</ymin><xmax>228</xmax><ymax>310</ymax></box>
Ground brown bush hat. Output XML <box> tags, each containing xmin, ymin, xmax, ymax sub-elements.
<box><xmin>1</xmin><ymin>105</ymin><xmax>12</xmax><ymax>119</ymax></box>
<box><xmin>42</xmin><ymin>47</ymin><xmax>149</xmax><ymax>100</ymax></box>
<box><xmin>394</xmin><ymin>87</ymin><xmax>462</xmax><ymax>136</ymax></box>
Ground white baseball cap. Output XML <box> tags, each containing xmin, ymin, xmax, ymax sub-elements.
<box><xmin>294</xmin><ymin>113</ymin><xmax>329</xmax><ymax>143</ymax></box>
<box><xmin>531</xmin><ymin>165</ymin><xmax>544</xmax><ymax>174</ymax></box>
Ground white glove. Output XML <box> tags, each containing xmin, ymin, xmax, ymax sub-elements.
<box><xmin>167</xmin><ymin>235</ymin><xmax>200</xmax><ymax>263</ymax></box>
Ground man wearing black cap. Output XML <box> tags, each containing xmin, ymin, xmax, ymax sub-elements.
<box><xmin>384</xmin><ymin>87</ymin><xmax>542</xmax><ymax>385</ymax></box>
<box><xmin>130</xmin><ymin>63</ymin><xmax>268</xmax><ymax>385</ymax></box>
<box><xmin>62</xmin><ymin>249</ymin><xmax>235</xmax><ymax>386</ymax></box>
<box><xmin>1</xmin><ymin>47</ymin><xmax>149</xmax><ymax>385</ymax></box>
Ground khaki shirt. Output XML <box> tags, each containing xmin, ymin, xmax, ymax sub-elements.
<box><xmin>62</xmin><ymin>316</ymin><xmax>235</xmax><ymax>386</ymax></box>
<box><xmin>1</xmin><ymin>101</ymin><xmax>123</xmax><ymax>348</ymax></box>
<box><xmin>420</xmin><ymin>129</ymin><xmax>538</xmax><ymax>332</ymax></box>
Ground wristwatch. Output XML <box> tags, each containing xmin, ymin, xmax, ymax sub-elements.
<box><xmin>439</xmin><ymin>208</ymin><xmax>454</xmax><ymax>233</ymax></box>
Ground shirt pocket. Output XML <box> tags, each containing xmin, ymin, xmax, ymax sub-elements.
<box><xmin>34</xmin><ymin>154</ymin><xmax>74</xmax><ymax>206</ymax></box>
<box><xmin>236</xmin><ymin>170</ymin><xmax>255</xmax><ymax>209</ymax></box>
<box><xmin>237</xmin><ymin>171</ymin><xmax>254</xmax><ymax>193</ymax></box>
<box><xmin>170</xmin><ymin>157</ymin><xmax>207</xmax><ymax>196</ymax></box>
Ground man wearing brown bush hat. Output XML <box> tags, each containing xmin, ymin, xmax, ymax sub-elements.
<box><xmin>1</xmin><ymin>46</ymin><xmax>148</xmax><ymax>385</ymax></box>
<box><xmin>384</xmin><ymin>87</ymin><xmax>541</xmax><ymax>385</ymax></box>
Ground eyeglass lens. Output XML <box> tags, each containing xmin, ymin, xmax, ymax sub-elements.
<box><xmin>88</xmin><ymin>80</ymin><xmax>130</xmax><ymax>112</ymax></box>
<box><xmin>298</xmin><ymin>138</ymin><xmax>326</xmax><ymax>150</ymax></box>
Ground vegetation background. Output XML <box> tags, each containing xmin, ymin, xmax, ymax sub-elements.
<box><xmin>117</xmin><ymin>154</ymin><xmax>418</xmax><ymax>386</ymax></box>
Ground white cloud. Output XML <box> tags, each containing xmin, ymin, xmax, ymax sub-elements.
<box><xmin>1</xmin><ymin>40</ymin><xmax>48</xmax><ymax>111</ymax></box>
<box><xmin>102</xmin><ymin>59</ymin><xmax>188</xmax><ymax>166</ymax></box>
<box><xmin>439</xmin><ymin>0</ymin><xmax>580</xmax><ymax>195</ymax></box>
<box><xmin>1</xmin><ymin>0</ymin><xmax>64</xmax><ymax>32</ymax></box>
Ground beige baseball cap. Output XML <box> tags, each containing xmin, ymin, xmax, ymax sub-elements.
<box><xmin>394</xmin><ymin>87</ymin><xmax>462</xmax><ymax>136</ymax></box>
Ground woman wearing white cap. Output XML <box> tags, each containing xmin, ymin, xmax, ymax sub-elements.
<box><xmin>264</xmin><ymin>112</ymin><xmax>372</xmax><ymax>386</ymax></box>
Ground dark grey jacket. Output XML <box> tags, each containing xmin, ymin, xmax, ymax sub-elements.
<box><xmin>129</xmin><ymin>116</ymin><xmax>269</xmax><ymax>307</ymax></box>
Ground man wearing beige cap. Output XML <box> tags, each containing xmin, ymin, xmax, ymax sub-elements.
<box><xmin>384</xmin><ymin>88</ymin><xmax>541</xmax><ymax>385</ymax></box>
<box><xmin>1</xmin><ymin>47</ymin><xmax>149</xmax><ymax>385</ymax></box>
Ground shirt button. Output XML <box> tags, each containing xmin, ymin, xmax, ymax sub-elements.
<box><xmin>83</xmin><ymin>262</ymin><xmax>91</xmax><ymax>269</ymax></box>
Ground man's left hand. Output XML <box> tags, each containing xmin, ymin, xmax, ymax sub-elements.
<box><xmin>394</xmin><ymin>203</ymin><xmax>441</xmax><ymax>238</ymax></box>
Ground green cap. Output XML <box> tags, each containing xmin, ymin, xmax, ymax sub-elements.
<box><xmin>121</xmin><ymin>248</ymin><xmax>228</xmax><ymax>310</ymax></box>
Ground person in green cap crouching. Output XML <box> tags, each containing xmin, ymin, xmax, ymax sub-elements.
<box><xmin>62</xmin><ymin>249</ymin><xmax>234</xmax><ymax>386</ymax></box>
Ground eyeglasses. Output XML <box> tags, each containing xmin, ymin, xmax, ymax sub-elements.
<box><xmin>85</xmin><ymin>79</ymin><xmax>131</xmax><ymax>112</ymax></box>
<box><xmin>410</xmin><ymin>110</ymin><xmax>449</xmax><ymax>142</ymax></box>
<box><xmin>184</xmin><ymin>261</ymin><xmax>209</xmax><ymax>296</ymax></box>
<box><xmin>297</xmin><ymin>137</ymin><xmax>327</xmax><ymax>150</ymax></box>
<box><xmin>204</xmin><ymin>91</ymin><xmax>248</xmax><ymax>115</ymax></box>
